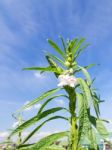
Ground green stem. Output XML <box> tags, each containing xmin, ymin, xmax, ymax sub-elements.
<box><xmin>66</xmin><ymin>87</ymin><xmax>78</xmax><ymax>150</ymax></box>
<box><xmin>18</xmin><ymin>132</ymin><xmax>22</xmax><ymax>145</ymax></box>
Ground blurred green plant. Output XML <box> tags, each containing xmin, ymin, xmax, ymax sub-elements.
<box><xmin>7</xmin><ymin>36</ymin><xmax>110</xmax><ymax>150</ymax></box>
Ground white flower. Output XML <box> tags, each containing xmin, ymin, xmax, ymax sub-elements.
<box><xmin>12</xmin><ymin>121</ymin><xmax>19</xmax><ymax>128</ymax></box>
<box><xmin>34</xmin><ymin>103</ymin><xmax>42</xmax><ymax>109</ymax></box>
<box><xmin>57</xmin><ymin>74</ymin><xmax>77</xmax><ymax>87</ymax></box>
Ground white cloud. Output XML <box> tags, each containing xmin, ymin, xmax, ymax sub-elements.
<box><xmin>23</xmin><ymin>101</ymin><xmax>33</xmax><ymax>111</ymax></box>
<box><xmin>34</xmin><ymin>103</ymin><xmax>42</xmax><ymax>109</ymax></box>
<box><xmin>81</xmin><ymin>0</ymin><xmax>112</xmax><ymax>42</ymax></box>
<box><xmin>55</xmin><ymin>99</ymin><xmax>65</xmax><ymax>106</ymax></box>
<box><xmin>12</xmin><ymin>121</ymin><xmax>19</xmax><ymax>128</ymax></box>
<box><xmin>23</xmin><ymin>101</ymin><xmax>42</xmax><ymax>111</ymax></box>
<box><xmin>0</xmin><ymin>130</ymin><xmax>60</xmax><ymax>143</ymax></box>
<box><xmin>27</xmin><ymin>130</ymin><xmax>60</xmax><ymax>143</ymax></box>
<box><xmin>0</xmin><ymin>0</ymin><xmax>40</xmax><ymax>35</ymax></box>
<box><xmin>0</xmin><ymin>100</ymin><xmax>21</xmax><ymax>106</ymax></box>
<box><xmin>34</xmin><ymin>72</ymin><xmax>45</xmax><ymax>79</ymax></box>
<box><xmin>0</xmin><ymin>131</ymin><xmax>9</xmax><ymax>138</ymax></box>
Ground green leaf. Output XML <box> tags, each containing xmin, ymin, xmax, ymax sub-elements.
<box><xmin>90</xmin><ymin>116</ymin><xmax>109</xmax><ymax>138</ymax></box>
<box><xmin>45</xmin><ymin>55</ymin><xmax>63</xmax><ymax>76</ymax></box>
<box><xmin>87</xmin><ymin>128</ymin><xmax>98</xmax><ymax>150</ymax></box>
<box><xmin>19</xmin><ymin>88</ymin><xmax>61</xmax><ymax>112</ymax></box>
<box><xmin>11</xmin><ymin>107</ymin><xmax>65</xmax><ymax>136</ymax></box>
<box><xmin>92</xmin><ymin>93</ymin><xmax>101</xmax><ymax>117</ymax></box>
<box><xmin>70</xmin><ymin>38</ymin><xmax>78</xmax><ymax>50</ymax></box>
<box><xmin>23</xmin><ymin>66</ymin><xmax>61</xmax><ymax>73</ymax></box>
<box><xmin>91</xmin><ymin>92</ymin><xmax>102</xmax><ymax>117</ymax></box>
<box><xmin>77</xmin><ymin>93</ymin><xmax>91</xmax><ymax>146</ymax></box>
<box><xmin>26</xmin><ymin>131</ymin><xmax>68</xmax><ymax>150</ymax></box>
<box><xmin>22</xmin><ymin>116</ymin><xmax>68</xmax><ymax>144</ymax></box>
<box><xmin>96</xmin><ymin>119</ymin><xmax>109</xmax><ymax>138</ymax></box>
<box><xmin>73</xmin><ymin>64</ymin><xmax>95</xmax><ymax>74</ymax></box>
<box><xmin>72</xmin><ymin>38</ymin><xmax>85</xmax><ymax>55</ymax></box>
<box><xmin>59</xmin><ymin>35</ymin><xmax>66</xmax><ymax>52</ymax></box>
<box><xmin>74</xmin><ymin>43</ymin><xmax>90</xmax><ymax>60</ymax></box>
<box><xmin>84</xmin><ymin>64</ymin><xmax>96</xmax><ymax>69</ymax></box>
<box><xmin>45</xmin><ymin>146</ymin><xmax>65</xmax><ymax>150</ymax></box>
<box><xmin>46</xmin><ymin>53</ymin><xmax>65</xmax><ymax>66</ymax></box>
<box><xmin>47</xmin><ymin>39</ymin><xmax>65</xmax><ymax>58</ymax></box>
<box><xmin>77</xmin><ymin>78</ymin><xmax>91</xmax><ymax>107</ymax></box>
<box><xmin>18</xmin><ymin>144</ymin><xmax>34</xmax><ymax>150</ymax></box>
<box><xmin>67</xmin><ymin>38</ymin><xmax>78</xmax><ymax>52</ymax></box>
<box><xmin>93</xmin><ymin>98</ymin><xmax>100</xmax><ymax>118</ymax></box>
<box><xmin>37</xmin><ymin>94</ymin><xmax>68</xmax><ymax>115</ymax></box>
<box><xmin>78</xmin><ymin>66</ymin><xmax>92</xmax><ymax>86</ymax></box>
<box><xmin>19</xmin><ymin>145</ymin><xmax>65</xmax><ymax>150</ymax></box>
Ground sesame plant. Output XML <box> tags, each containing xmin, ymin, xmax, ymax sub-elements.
<box><xmin>9</xmin><ymin>37</ymin><xmax>110</xmax><ymax>150</ymax></box>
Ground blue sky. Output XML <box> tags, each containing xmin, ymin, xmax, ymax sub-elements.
<box><xmin>0</xmin><ymin>0</ymin><xmax>112</xmax><ymax>137</ymax></box>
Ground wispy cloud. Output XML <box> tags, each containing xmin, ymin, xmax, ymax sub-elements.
<box><xmin>78</xmin><ymin>0</ymin><xmax>112</xmax><ymax>42</ymax></box>
<box><xmin>0</xmin><ymin>131</ymin><xmax>9</xmax><ymax>138</ymax></box>
<box><xmin>0</xmin><ymin>130</ymin><xmax>60</xmax><ymax>143</ymax></box>
<box><xmin>55</xmin><ymin>99</ymin><xmax>65</xmax><ymax>106</ymax></box>
<box><xmin>34</xmin><ymin>72</ymin><xmax>46</xmax><ymax>79</ymax></box>
<box><xmin>0</xmin><ymin>0</ymin><xmax>112</xmax><ymax>133</ymax></box>
<box><xmin>0</xmin><ymin>100</ymin><xmax>21</xmax><ymax>106</ymax></box>
<box><xmin>0</xmin><ymin>0</ymin><xmax>40</xmax><ymax>35</ymax></box>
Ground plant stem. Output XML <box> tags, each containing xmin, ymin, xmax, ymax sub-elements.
<box><xmin>18</xmin><ymin>132</ymin><xmax>22</xmax><ymax>145</ymax></box>
<box><xmin>66</xmin><ymin>87</ymin><xmax>78</xmax><ymax>150</ymax></box>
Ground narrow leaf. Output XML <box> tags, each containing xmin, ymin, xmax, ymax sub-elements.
<box><xmin>77</xmin><ymin>93</ymin><xmax>90</xmax><ymax>146</ymax></box>
<box><xmin>37</xmin><ymin>94</ymin><xmax>67</xmax><ymax>115</ymax></box>
<box><xmin>78</xmin><ymin>66</ymin><xmax>92</xmax><ymax>86</ymax></box>
<box><xmin>19</xmin><ymin>88</ymin><xmax>61</xmax><ymax>112</ymax></box>
<box><xmin>27</xmin><ymin>131</ymin><xmax>68</xmax><ymax>150</ymax></box>
<box><xmin>90</xmin><ymin>116</ymin><xmax>109</xmax><ymax>138</ymax></box>
<box><xmin>77</xmin><ymin>78</ymin><xmax>91</xmax><ymax>107</ymax></box>
<box><xmin>59</xmin><ymin>35</ymin><xmax>66</xmax><ymax>52</ymax></box>
<box><xmin>11</xmin><ymin>107</ymin><xmax>65</xmax><ymax>136</ymax></box>
<box><xmin>22</xmin><ymin>116</ymin><xmax>68</xmax><ymax>144</ymax></box>
<box><xmin>87</xmin><ymin>128</ymin><xmax>99</xmax><ymax>150</ymax></box>
<box><xmin>23</xmin><ymin>66</ymin><xmax>60</xmax><ymax>73</ymax></box>
<box><xmin>72</xmin><ymin>38</ymin><xmax>85</xmax><ymax>55</ymax></box>
<box><xmin>47</xmin><ymin>39</ymin><xmax>65</xmax><ymax>58</ymax></box>
<box><xmin>74</xmin><ymin>43</ymin><xmax>90</xmax><ymax>60</ymax></box>
<box><xmin>46</xmin><ymin>53</ymin><xmax>65</xmax><ymax>66</ymax></box>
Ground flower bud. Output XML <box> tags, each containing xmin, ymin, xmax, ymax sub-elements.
<box><xmin>68</xmin><ymin>52</ymin><xmax>72</xmax><ymax>57</ymax></box>
<box><xmin>72</xmin><ymin>62</ymin><xmax>77</xmax><ymax>66</ymax></box>
<box><xmin>57</xmin><ymin>67</ymin><xmax>62</xmax><ymax>73</ymax></box>
<box><xmin>69</xmin><ymin>68</ymin><xmax>74</xmax><ymax>73</ymax></box>
<box><xmin>67</xmin><ymin>57</ymin><xmax>72</xmax><ymax>62</ymax></box>
<box><xmin>65</xmin><ymin>61</ymin><xmax>70</xmax><ymax>67</ymax></box>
